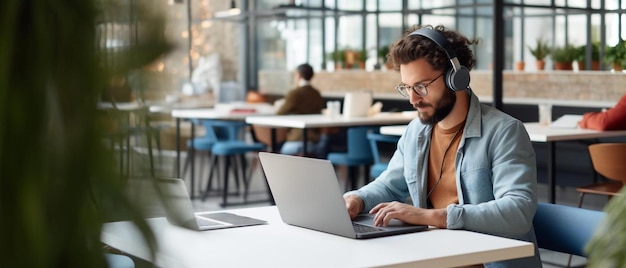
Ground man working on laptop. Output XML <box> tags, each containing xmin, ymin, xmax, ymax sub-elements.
<box><xmin>343</xmin><ymin>25</ymin><xmax>541</xmax><ymax>267</ymax></box>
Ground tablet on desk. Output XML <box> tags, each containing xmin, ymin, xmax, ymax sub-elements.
<box><xmin>550</xmin><ymin>114</ymin><xmax>583</xmax><ymax>129</ymax></box>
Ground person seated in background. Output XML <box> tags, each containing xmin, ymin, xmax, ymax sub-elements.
<box><xmin>578</xmin><ymin>94</ymin><xmax>626</xmax><ymax>130</ymax></box>
<box><xmin>276</xmin><ymin>63</ymin><xmax>326</xmax><ymax>157</ymax></box>
<box><xmin>343</xmin><ymin>24</ymin><xmax>541</xmax><ymax>267</ymax></box>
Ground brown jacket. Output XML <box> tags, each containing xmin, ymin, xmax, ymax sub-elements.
<box><xmin>276</xmin><ymin>85</ymin><xmax>325</xmax><ymax>141</ymax></box>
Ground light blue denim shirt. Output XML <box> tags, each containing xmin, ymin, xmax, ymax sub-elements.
<box><xmin>346</xmin><ymin>91</ymin><xmax>541</xmax><ymax>267</ymax></box>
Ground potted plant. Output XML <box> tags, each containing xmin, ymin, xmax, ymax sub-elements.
<box><xmin>576</xmin><ymin>43</ymin><xmax>601</xmax><ymax>70</ymax></box>
<box><xmin>357</xmin><ymin>49</ymin><xmax>368</xmax><ymax>69</ymax></box>
<box><xmin>528</xmin><ymin>38</ymin><xmax>551</xmax><ymax>70</ymax></box>
<box><xmin>604</xmin><ymin>39</ymin><xmax>626</xmax><ymax>71</ymax></box>
<box><xmin>328</xmin><ymin>49</ymin><xmax>346</xmax><ymax>70</ymax></box>
<box><xmin>378</xmin><ymin>45</ymin><xmax>392</xmax><ymax>70</ymax></box>
<box><xmin>551</xmin><ymin>45</ymin><xmax>578</xmax><ymax>70</ymax></box>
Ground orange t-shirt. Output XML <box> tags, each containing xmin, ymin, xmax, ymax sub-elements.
<box><xmin>427</xmin><ymin>121</ymin><xmax>464</xmax><ymax>209</ymax></box>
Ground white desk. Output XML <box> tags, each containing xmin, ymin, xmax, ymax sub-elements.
<box><xmin>380</xmin><ymin>123</ymin><xmax>626</xmax><ymax>203</ymax></box>
<box><xmin>101</xmin><ymin>206</ymin><xmax>534</xmax><ymax>268</ymax></box>
<box><xmin>246</xmin><ymin>112</ymin><xmax>416</xmax><ymax>153</ymax></box>
<box><xmin>523</xmin><ymin>123</ymin><xmax>626</xmax><ymax>203</ymax></box>
<box><xmin>380</xmin><ymin>125</ymin><xmax>407</xmax><ymax>136</ymax></box>
<box><xmin>171</xmin><ymin>104</ymin><xmax>276</xmax><ymax>198</ymax></box>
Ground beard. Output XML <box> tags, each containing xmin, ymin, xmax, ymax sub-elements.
<box><xmin>415</xmin><ymin>89</ymin><xmax>456</xmax><ymax>125</ymax></box>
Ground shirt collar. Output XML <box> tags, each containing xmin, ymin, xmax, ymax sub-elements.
<box><xmin>298</xmin><ymin>80</ymin><xmax>311</xmax><ymax>87</ymax></box>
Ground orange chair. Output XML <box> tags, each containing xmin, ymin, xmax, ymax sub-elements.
<box><xmin>576</xmin><ymin>143</ymin><xmax>626</xmax><ymax>208</ymax></box>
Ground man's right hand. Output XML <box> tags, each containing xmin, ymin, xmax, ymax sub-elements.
<box><xmin>344</xmin><ymin>195</ymin><xmax>364</xmax><ymax>219</ymax></box>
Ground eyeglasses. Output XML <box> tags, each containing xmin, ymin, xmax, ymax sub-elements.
<box><xmin>395</xmin><ymin>73</ymin><xmax>444</xmax><ymax>98</ymax></box>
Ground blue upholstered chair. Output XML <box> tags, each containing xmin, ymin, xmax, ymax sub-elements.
<box><xmin>105</xmin><ymin>253</ymin><xmax>135</xmax><ymax>268</ymax></box>
<box><xmin>200</xmin><ymin>120</ymin><xmax>267</xmax><ymax>206</ymax></box>
<box><xmin>367</xmin><ymin>132</ymin><xmax>400</xmax><ymax>179</ymax></box>
<box><xmin>182</xmin><ymin>119</ymin><xmax>232</xmax><ymax>192</ymax></box>
<box><xmin>533</xmin><ymin>202</ymin><xmax>605</xmax><ymax>267</ymax></box>
<box><xmin>327</xmin><ymin>127</ymin><xmax>376</xmax><ymax>191</ymax></box>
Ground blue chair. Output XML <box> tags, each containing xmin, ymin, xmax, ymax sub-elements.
<box><xmin>105</xmin><ymin>253</ymin><xmax>135</xmax><ymax>268</ymax></box>
<box><xmin>367</xmin><ymin>132</ymin><xmax>400</xmax><ymax>179</ymax></box>
<box><xmin>200</xmin><ymin>121</ymin><xmax>267</xmax><ymax>206</ymax></box>
<box><xmin>182</xmin><ymin>119</ymin><xmax>233</xmax><ymax>195</ymax></box>
<box><xmin>327</xmin><ymin>127</ymin><xmax>376</xmax><ymax>191</ymax></box>
<box><xmin>533</xmin><ymin>202</ymin><xmax>605</xmax><ymax>267</ymax></box>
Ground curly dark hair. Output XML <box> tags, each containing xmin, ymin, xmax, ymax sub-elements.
<box><xmin>387</xmin><ymin>25</ymin><xmax>479</xmax><ymax>72</ymax></box>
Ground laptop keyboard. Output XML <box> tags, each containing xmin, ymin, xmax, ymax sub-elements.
<box><xmin>353</xmin><ymin>223</ymin><xmax>384</xmax><ymax>233</ymax></box>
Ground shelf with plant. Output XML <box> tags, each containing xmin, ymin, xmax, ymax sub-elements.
<box><xmin>604</xmin><ymin>39</ymin><xmax>626</xmax><ymax>71</ymax></box>
<box><xmin>357</xmin><ymin>49</ymin><xmax>368</xmax><ymax>69</ymax></box>
<box><xmin>551</xmin><ymin>45</ymin><xmax>578</xmax><ymax>70</ymax></box>
<box><xmin>378</xmin><ymin>45</ymin><xmax>392</xmax><ymax>69</ymax></box>
<box><xmin>327</xmin><ymin>49</ymin><xmax>346</xmax><ymax>69</ymax></box>
<box><xmin>528</xmin><ymin>38</ymin><xmax>551</xmax><ymax>70</ymax></box>
<box><xmin>575</xmin><ymin>43</ymin><xmax>600</xmax><ymax>70</ymax></box>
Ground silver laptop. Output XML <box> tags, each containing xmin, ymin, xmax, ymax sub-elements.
<box><xmin>258</xmin><ymin>152</ymin><xmax>427</xmax><ymax>239</ymax></box>
<box><xmin>156</xmin><ymin>178</ymin><xmax>266</xmax><ymax>231</ymax></box>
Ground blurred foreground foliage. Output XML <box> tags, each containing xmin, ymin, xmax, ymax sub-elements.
<box><xmin>586</xmin><ymin>187</ymin><xmax>626</xmax><ymax>267</ymax></box>
<box><xmin>0</xmin><ymin>0</ymin><xmax>170</xmax><ymax>266</ymax></box>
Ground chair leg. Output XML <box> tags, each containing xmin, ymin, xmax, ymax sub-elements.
<box><xmin>202</xmin><ymin>154</ymin><xmax>219</xmax><ymax>201</ymax></box>
<box><xmin>232</xmin><ymin>155</ymin><xmax>241</xmax><ymax>195</ymax></box>
<box><xmin>363</xmin><ymin>166</ymin><xmax>371</xmax><ymax>186</ymax></box>
<box><xmin>182</xmin><ymin>149</ymin><xmax>191</xmax><ymax>179</ymax></box>
<box><xmin>205</xmin><ymin>152</ymin><xmax>218</xmax><ymax>192</ymax></box>
<box><xmin>221</xmin><ymin>156</ymin><xmax>231</xmax><ymax>207</ymax></box>
<box><xmin>239</xmin><ymin>154</ymin><xmax>250</xmax><ymax>203</ymax></box>
<box><xmin>244</xmin><ymin>153</ymin><xmax>262</xmax><ymax>203</ymax></box>
<box><xmin>577</xmin><ymin>192</ymin><xmax>586</xmax><ymax>208</ymax></box>
<box><xmin>566</xmin><ymin>254</ymin><xmax>573</xmax><ymax>268</ymax></box>
<box><xmin>348</xmin><ymin>166</ymin><xmax>358</xmax><ymax>191</ymax></box>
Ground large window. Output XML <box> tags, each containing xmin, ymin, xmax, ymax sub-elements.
<box><xmin>234</xmin><ymin>0</ymin><xmax>626</xmax><ymax>91</ymax></box>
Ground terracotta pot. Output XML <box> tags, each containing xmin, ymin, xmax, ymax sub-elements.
<box><xmin>612</xmin><ymin>63</ymin><xmax>622</xmax><ymax>72</ymax></box>
<box><xmin>515</xmin><ymin>61</ymin><xmax>525</xmax><ymax>71</ymax></box>
<box><xmin>577</xmin><ymin>61</ymin><xmax>600</xmax><ymax>70</ymax></box>
<box><xmin>536</xmin><ymin>60</ymin><xmax>545</xmax><ymax>71</ymax></box>
<box><xmin>554</xmin><ymin>62</ymin><xmax>573</xmax><ymax>70</ymax></box>
<box><xmin>591</xmin><ymin>61</ymin><xmax>600</xmax><ymax>70</ymax></box>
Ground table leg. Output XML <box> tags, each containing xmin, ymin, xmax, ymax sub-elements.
<box><xmin>302</xmin><ymin>128</ymin><xmax>308</xmax><ymax>156</ymax></box>
<box><xmin>547</xmin><ymin>141</ymin><xmax>556</xmax><ymax>204</ymax></box>
<box><xmin>270</xmin><ymin>128</ymin><xmax>278</xmax><ymax>153</ymax></box>
<box><xmin>176</xmin><ymin>118</ymin><xmax>181</xmax><ymax>178</ymax></box>
<box><xmin>190</xmin><ymin>121</ymin><xmax>196</xmax><ymax>199</ymax></box>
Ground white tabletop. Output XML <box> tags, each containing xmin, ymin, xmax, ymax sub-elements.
<box><xmin>523</xmin><ymin>122</ymin><xmax>626</xmax><ymax>142</ymax></box>
<box><xmin>101</xmin><ymin>206</ymin><xmax>534</xmax><ymax>268</ymax></box>
<box><xmin>381</xmin><ymin>123</ymin><xmax>626</xmax><ymax>142</ymax></box>
<box><xmin>380</xmin><ymin>125</ymin><xmax>407</xmax><ymax>136</ymax></box>
<box><xmin>245</xmin><ymin>112</ymin><xmax>416</xmax><ymax>129</ymax></box>
<box><xmin>172</xmin><ymin>103</ymin><xmax>276</xmax><ymax>120</ymax></box>
<box><xmin>97</xmin><ymin>101</ymin><xmax>143</xmax><ymax>111</ymax></box>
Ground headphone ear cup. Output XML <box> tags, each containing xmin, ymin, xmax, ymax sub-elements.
<box><xmin>447</xmin><ymin>66</ymin><xmax>470</xmax><ymax>91</ymax></box>
<box><xmin>444</xmin><ymin>68</ymin><xmax>456</xmax><ymax>91</ymax></box>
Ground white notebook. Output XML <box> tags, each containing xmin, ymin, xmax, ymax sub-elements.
<box><xmin>550</xmin><ymin>114</ymin><xmax>583</xmax><ymax>129</ymax></box>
